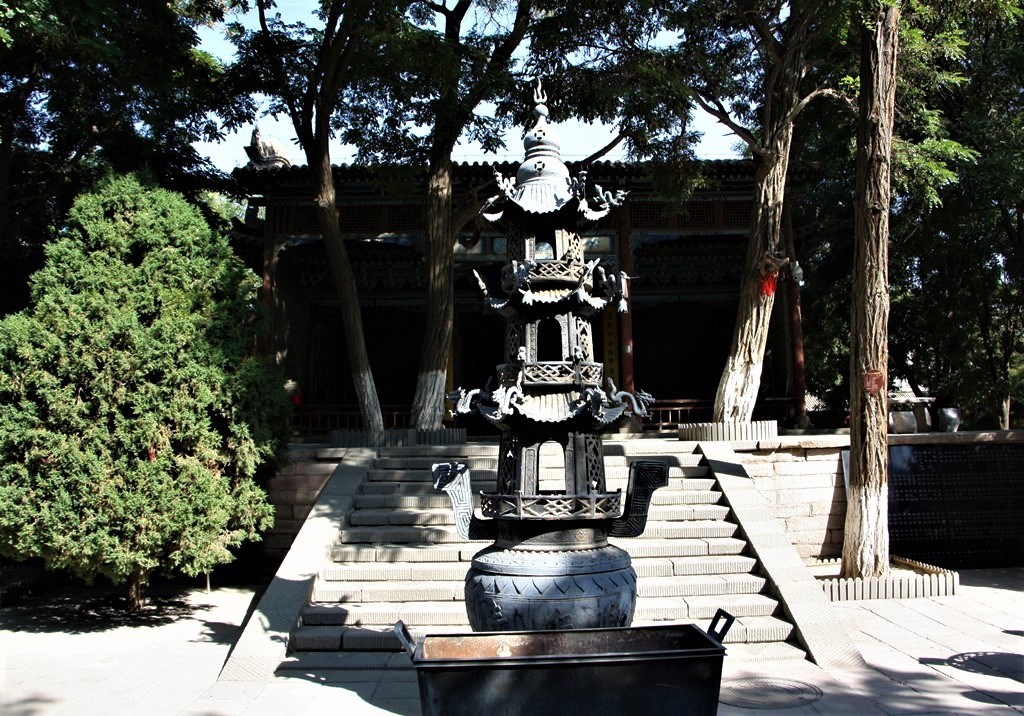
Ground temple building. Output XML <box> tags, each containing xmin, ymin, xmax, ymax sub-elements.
<box><xmin>232</xmin><ymin>150</ymin><xmax>815</xmax><ymax>436</ymax></box>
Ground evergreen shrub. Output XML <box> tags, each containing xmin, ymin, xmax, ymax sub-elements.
<box><xmin>0</xmin><ymin>175</ymin><xmax>289</xmax><ymax>608</ymax></box>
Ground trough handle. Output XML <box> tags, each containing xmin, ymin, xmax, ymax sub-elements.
<box><xmin>393</xmin><ymin>620</ymin><xmax>416</xmax><ymax>658</ymax></box>
<box><xmin>709</xmin><ymin>609</ymin><xmax>735</xmax><ymax>642</ymax></box>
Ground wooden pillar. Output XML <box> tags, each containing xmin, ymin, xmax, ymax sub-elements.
<box><xmin>260</xmin><ymin>203</ymin><xmax>279</xmax><ymax>359</ymax></box>
<box><xmin>782</xmin><ymin>197</ymin><xmax>808</xmax><ymax>425</ymax></box>
<box><xmin>445</xmin><ymin>313</ymin><xmax>457</xmax><ymax>425</ymax></box>
<box><xmin>616</xmin><ymin>202</ymin><xmax>636</xmax><ymax>393</ymax></box>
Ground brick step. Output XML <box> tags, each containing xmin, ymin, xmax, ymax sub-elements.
<box><xmin>634</xmin><ymin>520</ymin><xmax>738</xmax><ymax>540</ymax></box>
<box><xmin>337</xmin><ymin>520</ymin><xmax>737</xmax><ymax>545</ymax></box>
<box><xmin>321</xmin><ymin>562</ymin><xmax>471</xmax><ymax>582</ymax></box>
<box><xmin>345</xmin><ymin>503</ymin><xmax>730</xmax><ymax>527</ymax></box>
<box><xmin>372</xmin><ymin>456</ymin><xmax>499</xmax><ymax>471</ymax></box>
<box><xmin>276</xmin><ymin>651</ymin><xmax>412</xmax><ymax>672</ymax></box>
<box><xmin>302</xmin><ymin>601</ymin><xmax>469</xmax><ymax>627</ymax></box>
<box><xmin>636</xmin><ymin>573</ymin><xmax>766</xmax><ymax>598</ymax></box>
<box><xmin>352</xmin><ymin>487</ymin><xmax>723</xmax><ymax>510</ymax></box>
<box><xmin>586</xmin><ymin>615</ymin><xmax>795</xmax><ymax>646</ymax></box>
<box><xmin>357</xmin><ymin>477</ymin><xmax>718</xmax><ymax>495</ymax></box>
<box><xmin>311</xmin><ymin>572</ymin><xmax>764</xmax><ymax>603</ymax></box>
<box><xmin>338</xmin><ymin>526</ymin><xmax>460</xmax><ymax>545</ymax></box>
<box><xmin>635</xmin><ymin>593</ymin><xmax>780</xmax><ymax>620</ymax></box>
<box><xmin>330</xmin><ymin>538</ymin><xmax>747</xmax><ymax>563</ymax></box>
<box><xmin>359</xmin><ymin>479</ymin><xmax>501</xmax><ymax>495</ymax></box>
<box><xmin>353</xmin><ymin>493</ymin><xmax>467</xmax><ymax>510</ymax></box>
<box><xmin>377</xmin><ymin>445</ymin><xmax>499</xmax><ymax>458</ymax></box>
<box><xmin>720</xmin><ymin>641</ymin><xmax>808</xmax><ymax>663</ymax></box>
<box><xmin>617</xmin><ymin>537</ymin><xmax>748</xmax><ymax>559</ymax></box>
<box><xmin>647</xmin><ymin>504</ymin><xmax>730</xmax><ymax>520</ymax></box>
<box><xmin>312</xmin><ymin>580</ymin><xmax>465</xmax><ymax>603</ymax></box>
<box><xmin>300</xmin><ymin>592</ymin><xmax>779</xmax><ymax>628</ymax></box>
<box><xmin>370</xmin><ymin>454</ymin><xmax>706</xmax><ymax>470</ymax></box>
<box><xmin>291</xmin><ymin>624</ymin><xmax>453</xmax><ymax>652</ymax></box>
<box><xmin>347</xmin><ymin>508</ymin><xmax>455</xmax><ymax>527</ymax></box>
<box><xmin>366</xmin><ymin>465</ymin><xmax>708</xmax><ymax>482</ymax></box>
<box><xmin>289</xmin><ymin>614</ymin><xmax>795</xmax><ymax>654</ymax></box>
<box><xmin>634</xmin><ymin>554</ymin><xmax>758</xmax><ymax>577</ymax></box>
<box><xmin>373</xmin><ymin>442</ymin><xmax>705</xmax><ymax>459</ymax></box>
<box><xmin>319</xmin><ymin>554</ymin><xmax>757</xmax><ymax>583</ymax></box>
<box><xmin>330</xmin><ymin>543</ymin><xmax>485</xmax><ymax>563</ymax></box>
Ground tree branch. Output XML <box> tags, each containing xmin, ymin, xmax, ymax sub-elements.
<box><xmin>255</xmin><ymin>0</ymin><xmax>305</xmax><ymax>144</ymax></box>
<box><xmin>691</xmin><ymin>92</ymin><xmax>764</xmax><ymax>156</ymax></box>
<box><xmin>423</xmin><ymin>1</ymin><xmax>450</xmax><ymax>18</ymax></box>
<box><xmin>452</xmin><ymin>172</ymin><xmax>502</xmax><ymax>238</ymax></box>
<box><xmin>582</xmin><ymin>133</ymin><xmax>624</xmax><ymax>164</ymax></box>
<box><xmin>781</xmin><ymin>86</ymin><xmax>848</xmax><ymax>127</ymax></box>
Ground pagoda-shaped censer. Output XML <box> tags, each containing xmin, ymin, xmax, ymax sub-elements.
<box><xmin>434</xmin><ymin>82</ymin><xmax>668</xmax><ymax>633</ymax></box>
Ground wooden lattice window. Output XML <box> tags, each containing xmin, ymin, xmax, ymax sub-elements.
<box><xmin>629</xmin><ymin>202</ymin><xmax>668</xmax><ymax>229</ymax></box>
<box><xmin>339</xmin><ymin>206</ymin><xmax>380</xmax><ymax>233</ymax></box>
<box><xmin>723</xmin><ymin>201</ymin><xmax>753</xmax><ymax>228</ymax></box>
<box><xmin>680</xmin><ymin>201</ymin><xmax>715</xmax><ymax>228</ymax></box>
<box><xmin>388</xmin><ymin>202</ymin><xmax>425</xmax><ymax>232</ymax></box>
<box><xmin>291</xmin><ymin>206</ymin><xmax>319</xmax><ymax>235</ymax></box>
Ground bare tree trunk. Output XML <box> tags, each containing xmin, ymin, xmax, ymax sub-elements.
<box><xmin>410</xmin><ymin>157</ymin><xmax>455</xmax><ymax>429</ymax></box>
<box><xmin>713</xmin><ymin>139</ymin><xmax>791</xmax><ymax>422</ymax></box>
<box><xmin>311</xmin><ymin>156</ymin><xmax>384</xmax><ymax>432</ymax></box>
<box><xmin>842</xmin><ymin>2</ymin><xmax>900</xmax><ymax>579</ymax></box>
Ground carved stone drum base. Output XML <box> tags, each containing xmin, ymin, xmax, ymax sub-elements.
<box><xmin>464</xmin><ymin>523</ymin><xmax>636</xmax><ymax>632</ymax></box>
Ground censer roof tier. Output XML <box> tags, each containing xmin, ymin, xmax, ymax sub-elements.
<box><xmin>481</xmin><ymin>81</ymin><xmax>626</xmax><ymax>226</ymax></box>
<box><xmin>511</xmin><ymin>93</ymin><xmax>573</xmax><ymax>213</ymax></box>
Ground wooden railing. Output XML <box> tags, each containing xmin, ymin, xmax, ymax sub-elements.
<box><xmin>645</xmin><ymin>399</ymin><xmax>715</xmax><ymax>430</ymax></box>
<box><xmin>289</xmin><ymin>404</ymin><xmax>412</xmax><ymax>436</ymax></box>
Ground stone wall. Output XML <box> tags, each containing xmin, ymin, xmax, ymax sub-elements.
<box><xmin>262</xmin><ymin>446</ymin><xmax>341</xmax><ymax>564</ymax></box>
<box><xmin>732</xmin><ymin>436</ymin><xmax>850</xmax><ymax>560</ymax></box>
<box><xmin>727</xmin><ymin>431</ymin><xmax>1024</xmax><ymax>563</ymax></box>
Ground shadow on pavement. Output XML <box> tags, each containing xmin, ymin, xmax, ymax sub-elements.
<box><xmin>0</xmin><ymin>585</ymin><xmax>214</xmax><ymax>634</ymax></box>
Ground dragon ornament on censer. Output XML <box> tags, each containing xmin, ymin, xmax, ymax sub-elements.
<box><xmin>434</xmin><ymin>81</ymin><xmax>669</xmax><ymax>633</ymax></box>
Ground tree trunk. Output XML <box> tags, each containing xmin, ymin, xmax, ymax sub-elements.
<box><xmin>842</xmin><ymin>2</ymin><xmax>900</xmax><ymax>579</ymax></box>
<box><xmin>128</xmin><ymin>566</ymin><xmax>148</xmax><ymax>612</ymax></box>
<box><xmin>311</xmin><ymin>156</ymin><xmax>384</xmax><ymax>432</ymax></box>
<box><xmin>410</xmin><ymin>156</ymin><xmax>455</xmax><ymax>429</ymax></box>
<box><xmin>713</xmin><ymin>139</ymin><xmax>791</xmax><ymax>422</ymax></box>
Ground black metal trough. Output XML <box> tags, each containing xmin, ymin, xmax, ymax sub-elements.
<box><xmin>395</xmin><ymin>610</ymin><xmax>734</xmax><ymax>716</ymax></box>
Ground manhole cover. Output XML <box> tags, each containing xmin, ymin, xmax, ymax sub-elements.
<box><xmin>719</xmin><ymin>677</ymin><xmax>824</xmax><ymax>709</ymax></box>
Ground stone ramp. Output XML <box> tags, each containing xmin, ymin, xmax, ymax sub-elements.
<box><xmin>280</xmin><ymin>439</ymin><xmax>821</xmax><ymax>671</ymax></box>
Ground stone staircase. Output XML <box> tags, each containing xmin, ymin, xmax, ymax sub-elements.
<box><xmin>279</xmin><ymin>440</ymin><xmax>808</xmax><ymax>671</ymax></box>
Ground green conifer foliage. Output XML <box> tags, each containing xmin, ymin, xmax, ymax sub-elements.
<box><xmin>0</xmin><ymin>175</ymin><xmax>287</xmax><ymax>608</ymax></box>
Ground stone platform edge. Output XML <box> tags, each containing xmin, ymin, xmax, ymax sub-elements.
<box><xmin>218</xmin><ymin>448</ymin><xmax>376</xmax><ymax>682</ymax></box>
<box><xmin>697</xmin><ymin>441</ymin><xmax>866</xmax><ymax>671</ymax></box>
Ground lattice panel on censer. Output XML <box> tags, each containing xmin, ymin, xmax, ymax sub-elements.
<box><xmin>576</xmin><ymin>319</ymin><xmax>593</xmax><ymax>361</ymax></box>
<box><xmin>505</xmin><ymin>322</ymin><xmax>523</xmax><ymax>363</ymax></box>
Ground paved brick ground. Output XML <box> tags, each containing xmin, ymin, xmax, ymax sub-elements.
<box><xmin>2</xmin><ymin>569</ymin><xmax>1021</xmax><ymax>715</ymax></box>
